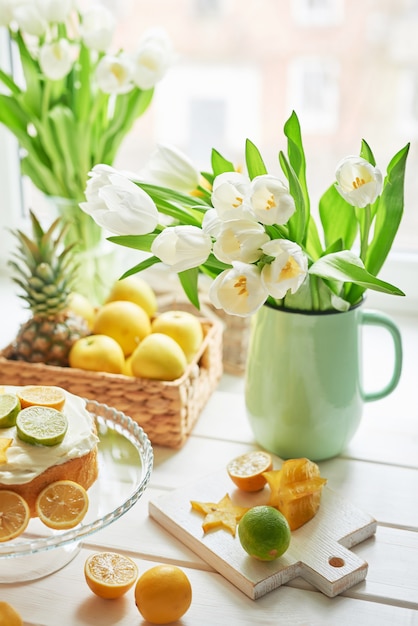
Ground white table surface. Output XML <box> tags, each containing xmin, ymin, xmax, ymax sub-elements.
<box><xmin>0</xmin><ymin>272</ymin><xmax>417</xmax><ymax>625</ymax></box>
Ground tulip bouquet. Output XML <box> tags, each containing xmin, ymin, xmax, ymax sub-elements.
<box><xmin>0</xmin><ymin>0</ymin><xmax>172</xmax><ymax>252</ymax></box>
<box><xmin>81</xmin><ymin>111</ymin><xmax>409</xmax><ymax>316</ymax></box>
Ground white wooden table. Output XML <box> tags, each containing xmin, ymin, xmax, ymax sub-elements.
<box><xmin>1</xmin><ymin>273</ymin><xmax>417</xmax><ymax>625</ymax></box>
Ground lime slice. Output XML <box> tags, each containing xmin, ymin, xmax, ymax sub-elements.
<box><xmin>0</xmin><ymin>394</ymin><xmax>21</xmax><ymax>428</ymax></box>
<box><xmin>16</xmin><ymin>406</ymin><xmax>68</xmax><ymax>446</ymax></box>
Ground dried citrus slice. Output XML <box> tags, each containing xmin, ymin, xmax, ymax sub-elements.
<box><xmin>227</xmin><ymin>450</ymin><xmax>273</xmax><ymax>492</ymax></box>
<box><xmin>35</xmin><ymin>480</ymin><xmax>89</xmax><ymax>530</ymax></box>
<box><xmin>17</xmin><ymin>385</ymin><xmax>66</xmax><ymax>411</ymax></box>
<box><xmin>0</xmin><ymin>393</ymin><xmax>21</xmax><ymax>428</ymax></box>
<box><xmin>84</xmin><ymin>552</ymin><xmax>139</xmax><ymax>599</ymax></box>
<box><xmin>0</xmin><ymin>490</ymin><xmax>30</xmax><ymax>542</ymax></box>
<box><xmin>16</xmin><ymin>406</ymin><xmax>68</xmax><ymax>446</ymax></box>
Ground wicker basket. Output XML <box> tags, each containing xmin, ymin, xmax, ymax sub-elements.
<box><xmin>0</xmin><ymin>318</ymin><xmax>223</xmax><ymax>449</ymax></box>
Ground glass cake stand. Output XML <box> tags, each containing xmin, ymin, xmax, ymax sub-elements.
<box><xmin>0</xmin><ymin>399</ymin><xmax>154</xmax><ymax>583</ymax></box>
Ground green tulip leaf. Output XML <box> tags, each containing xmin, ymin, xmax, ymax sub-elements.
<box><xmin>245</xmin><ymin>139</ymin><xmax>268</xmax><ymax>179</ymax></box>
<box><xmin>309</xmin><ymin>251</ymin><xmax>405</xmax><ymax>296</ymax></box>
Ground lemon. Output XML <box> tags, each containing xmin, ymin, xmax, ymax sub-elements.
<box><xmin>151</xmin><ymin>310</ymin><xmax>204</xmax><ymax>362</ymax></box>
<box><xmin>238</xmin><ymin>505</ymin><xmax>291</xmax><ymax>561</ymax></box>
<box><xmin>84</xmin><ymin>552</ymin><xmax>138</xmax><ymax>599</ymax></box>
<box><xmin>16</xmin><ymin>406</ymin><xmax>68</xmax><ymax>446</ymax></box>
<box><xmin>227</xmin><ymin>450</ymin><xmax>273</xmax><ymax>492</ymax></box>
<box><xmin>0</xmin><ymin>393</ymin><xmax>20</xmax><ymax>428</ymax></box>
<box><xmin>0</xmin><ymin>491</ymin><xmax>30</xmax><ymax>542</ymax></box>
<box><xmin>36</xmin><ymin>480</ymin><xmax>89</xmax><ymax>530</ymax></box>
<box><xmin>69</xmin><ymin>334</ymin><xmax>126</xmax><ymax>374</ymax></box>
<box><xmin>135</xmin><ymin>564</ymin><xmax>192</xmax><ymax>624</ymax></box>
<box><xmin>106</xmin><ymin>275</ymin><xmax>158</xmax><ymax>318</ymax></box>
<box><xmin>93</xmin><ymin>300</ymin><xmax>152</xmax><ymax>357</ymax></box>
<box><xmin>131</xmin><ymin>333</ymin><xmax>188</xmax><ymax>381</ymax></box>
<box><xmin>67</xmin><ymin>292</ymin><xmax>96</xmax><ymax>329</ymax></box>
<box><xmin>0</xmin><ymin>601</ymin><xmax>23</xmax><ymax>626</ymax></box>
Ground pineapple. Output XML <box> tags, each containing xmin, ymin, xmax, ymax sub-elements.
<box><xmin>3</xmin><ymin>211</ymin><xmax>91</xmax><ymax>366</ymax></box>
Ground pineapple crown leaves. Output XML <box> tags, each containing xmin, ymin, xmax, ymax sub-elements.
<box><xmin>8</xmin><ymin>211</ymin><xmax>79</xmax><ymax>315</ymax></box>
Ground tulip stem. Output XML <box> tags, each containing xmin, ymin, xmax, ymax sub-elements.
<box><xmin>359</xmin><ymin>204</ymin><xmax>371</xmax><ymax>263</ymax></box>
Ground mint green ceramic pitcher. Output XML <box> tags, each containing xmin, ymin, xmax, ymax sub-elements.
<box><xmin>245</xmin><ymin>303</ymin><xmax>402</xmax><ymax>461</ymax></box>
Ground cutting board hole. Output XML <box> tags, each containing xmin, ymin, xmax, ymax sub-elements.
<box><xmin>329</xmin><ymin>556</ymin><xmax>345</xmax><ymax>568</ymax></box>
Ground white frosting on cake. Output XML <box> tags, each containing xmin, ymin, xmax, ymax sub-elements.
<box><xmin>0</xmin><ymin>386</ymin><xmax>99</xmax><ymax>485</ymax></box>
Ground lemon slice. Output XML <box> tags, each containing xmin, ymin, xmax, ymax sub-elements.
<box><xmin>0</xmin><ymin>394</ymin><xmax>21</xmax><ymax>428</ymax></box>
<box><xmin>16</xmin><ymin>406</ymin><xmax>68</xmax><ymax>446</ymax></box>
<box><xmin>0</xmin><ymin>491</ymin><xmax>30</xmax><ymax>542</ymax></box>
<box><xmin>84</xmin><ymin>552</ymin><xmax>139</xmax><ymax>599</ymax></box>
<box><xmin>36</xmin><ymin>480</ymin><xmax>89</xmax><ymax>530</ymax></box>
<box><xmin>17</xmin><ymin>385</ymin><xmax>66</xmax><ymax>411</ymax></box>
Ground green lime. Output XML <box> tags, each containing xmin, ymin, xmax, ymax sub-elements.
<box><xmin>16</xmin><ymin>406</ymin><xmax>68</xmax><ymax>446</ymax></box>
<box><xmin>0</xmin><ymin>394</ymin><xmax>21</xmax><ymax>428</ymax></box>
<box><xmin>238</xmin><ymin>505</ymin><xmax>291</xmax><ymax>561</ymax></box>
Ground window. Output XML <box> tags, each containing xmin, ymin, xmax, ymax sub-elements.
<box><xmin>292</xmin><ymin>0</ymin><xmax>345</xmax><ymax>26</ymax></box>
<box><xmin>287</xmin><ymin>57</ymin><xmax>339</xmax><ymax>132</ymax></box>
<box><xmin>1</xmin><ymin>0</ymin><xmax>417</xmax><ymax>313</ymax></box>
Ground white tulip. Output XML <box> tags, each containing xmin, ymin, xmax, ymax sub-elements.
<box><xmin>250</xmin><ymin>174</ymin><xmax>296</xmax><ymax>225</ymax></box>
<box><xmin>81</xmin><ymin>165</ymin><xmax>159</xmax><ymax>235</ymax></box>
<box><xmin>140</xmin><ymin>144</ymin><xmax>199</xmax><ymax>192</ymax></box>
<box><xmin>0</xmin><ymin>0</ymin><xmax>14</xmax><ymax>26</ymax></box>
<box><xmin>211</xmin><ymin>171</ymin><xmax>253</xmax><ymax>221</ymax></box>
<box><xmin>36</xmin><ymin>0</ymin><xmax>73</xmax><ymax>23</ymax></box>
<box><xmin>132</xmin><ymin>28</ymin><xmax>173</xmax><ymax>90</ymax></box>
<box><xmin>151</xmin><ymin>225</ymin><xmax>212</xmax><ymax>273</ymax></box>
<box><xmin>79</xmin><ymin>5</ymin><xmax>115</xmax><ymax>52</ymax></box>
<box><xmin>12</xmin><ymin>3</ymin><xmax>46</xmax><ymax>36</ymax></box>
<box><xmin>39</xmin><ymin>39</ymin><xmax>73</xmax><ymax>81</ymax></box>
<box><xmin>209</xmin><ymin>262</ymin><xmax>268</xmax><ymax>317</ymax></box>
<box><xmin>212</xmin><ymin>219</ymin><xmax>270</xmax><ymax>264</ymax></box>
<box><xmin>95</xmin><ymin>54</ymin><xmax>133</xmax><ymax>94</ymax></box>
<box><xmin>202</xmin><ymin>208</ymin><xmax>222</xmax><ymax>238</ymax></box>
<box><xmin>261</xmin><ymin>238</ymin><xmax>308</xmax><ymax>299</ymax></box>
<box><xmin>335</xmin><ymin>155</ymin><xmax>383</xmax><ymax>208</ymax></box>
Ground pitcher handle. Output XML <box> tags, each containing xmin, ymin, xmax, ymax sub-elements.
<box><xmin>360</xmin><ymin>310</ymin><xmax>403</xmax><ymax>402</ymax></box>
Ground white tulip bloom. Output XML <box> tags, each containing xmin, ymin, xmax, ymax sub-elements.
<box><xmin>151</xmin><ymin>225</ymin><xmax>212</xmax><ymax>273</ymax></box>
<box><xmin>212</xmin><ymin>219</ymin><xmax>270</xmax><ymax>264</ymax></box>
<box><xmin>211</xmin><ymin>171</ymin><xmax>253</xmax><ymax>221</ymax></box>
<box><xmin>39</xmin><ymin>39</ymin><xmax>73</xmax><ymax>81</ymax></box>
<box><xmin>13</xmin><ymin>3</ymin><xmax>46</xmax><ymax>36</ymax></box>
<box><xmin>36</xmin><ymin>0</ymin><xmax>73</xmax><ymax>23</ymax></box>
<box><xmin>0</xmin><ymin>0</ymin><xmax>14</xmax><ymax>26</ymax></box>
<box><xmin>202</xmin><ymin>208</ymin><xmax>222</xmax><ymax>238</ymax></box>
<box><xmin>95</xmin><ymin>54</ymin><xmax>133</xmax><ymax>94</ymax></box>
<box><xmin>261</xmin><ymin>238</ymin><xmax>308</xmax><ymax>299</ymax></box>
<box><xmin>79</xmin><ymin>5</ymin><xmax>115</xmax><ymax>52</ymax></box>
<box><xmin>132</xmin><ymin>28</ymin><xmax>173</xmax><ymax>90</ymax></box>
<box><xmin>250</xmin><ymin>174</ymin><xmax>296</xmax><ymax>225</ymax></box>
<box><xmin>209</xmin><ymin>262</ymin><xmax>268</xmax><ymax>317</ymax></box>
<box><xmin>81</xmin><ymin>164</ymin><xmax>158</xmax><ymax>235</ymax></box>
<box><xmin>140</xmin><ymin>144</ymin><xmax>199</xmax><ymax>193</ymax></box>
<box><xmin>335</xmin><ymin>155</ymin><xmax>383</xmax><ymax>208</ymax></box>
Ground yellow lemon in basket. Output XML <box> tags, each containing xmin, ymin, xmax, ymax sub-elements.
<box><xmin>67</xmin><ymin>292</ymin><xmax>96</xmax><ymax>329</ymax></box>
<box><xmin>131</xmin><ymin>333</ymin><xmax>187</xmax><ymax>381</ymax></box>
<box><xmin>106</xmin><ymin>275</ymin><xmax>158</xmax><ymax>318</ymax></box>
<box><xmin>69</xmin><ymin>335</ymin><xmax>125</xmax><ymax>374</ymax></box>
<box><xmin>93</xmin><ymin>300</ymin><xmax>151</xmax><ymax>357</ymax></box>
<box><xmin>151</xmin><ymin>310</ymin><xmax>203</xmax><ymax>363</ymax></box>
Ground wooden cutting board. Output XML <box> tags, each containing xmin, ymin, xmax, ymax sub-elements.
<box><xmin>149</xmin><ymin>469</ymin><xmax>377</xmax><ymax>599</ymax></box>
